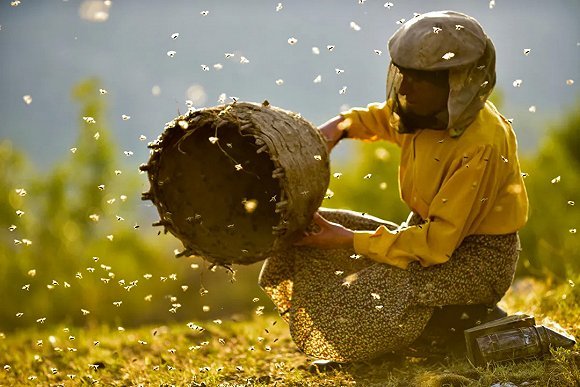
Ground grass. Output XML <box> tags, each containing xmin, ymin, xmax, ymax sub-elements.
<box><xmin>1</xmin><ymin>277</ymin><xmax>578</xmax><ymax>387</ymax></box>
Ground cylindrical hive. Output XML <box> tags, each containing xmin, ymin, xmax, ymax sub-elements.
<box><xmin>142</xmin><ymin>101</ymin><xmax>330</xmax><ymax>265</ymax></box>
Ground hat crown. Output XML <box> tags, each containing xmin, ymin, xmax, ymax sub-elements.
<box><xmin>389</xmin><ymin>10</ymin><xmax>487</xmax><ymax>71</ymax></box>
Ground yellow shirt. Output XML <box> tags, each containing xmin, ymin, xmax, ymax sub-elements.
<box><xmin>341</xmin><ymin>100</ymin><xmax>529</xmax><ymax>269</ymax></box>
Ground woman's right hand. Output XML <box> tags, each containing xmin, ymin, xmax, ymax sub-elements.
<box><xmin>294</xmin><ymin>212</ymin><xmax>354</xmax><ymax>249</ymax></box>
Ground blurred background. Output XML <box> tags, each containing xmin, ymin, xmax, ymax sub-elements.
<box><xmin>0</xmin><ymin>0</ymin><xmax>578</xmax><ymax>331</ymax></box>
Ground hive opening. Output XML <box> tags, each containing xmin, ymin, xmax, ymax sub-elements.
<box><xmin>155</xmin><ymin>119</ymin><xmax>282</xmax><ymax>262</ymax></box>
<box><xmin>144</xmin><ymin>102</ymin><xmax>330</xmax><ymax>265</ymax></box>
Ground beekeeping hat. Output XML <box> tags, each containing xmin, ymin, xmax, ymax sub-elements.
<box><xmin>386</xmin><ymin>10</ymin><xmax>496</xmax><ymax>136</ymax></box>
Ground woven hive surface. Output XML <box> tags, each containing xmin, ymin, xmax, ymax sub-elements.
<box><xmin>143</xmin><ymin>102</ymin><xmax>330</xmax><ymax>265</ymax></box>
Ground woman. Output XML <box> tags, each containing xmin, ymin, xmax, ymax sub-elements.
<box><xmin>259</xmin><ymin>10</ymin><xmax>528</xmax><ymax>363</ymax></box>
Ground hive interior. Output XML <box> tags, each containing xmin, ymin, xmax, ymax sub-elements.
<box><xmin>156</xmin><ymin>121</ymin><xmax>282</xmax><ymax>261</ymax></box>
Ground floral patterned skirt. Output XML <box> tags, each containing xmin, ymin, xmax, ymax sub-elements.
<box><xmin>258</xmin><ymin>208</ymin><xmax>520</xmax><ymax>362</ymax></box>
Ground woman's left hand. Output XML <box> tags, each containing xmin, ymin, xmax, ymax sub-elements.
<box><xmin>295</xmin><ymin>212</ymin><xmax>354</xmax><ymax>249</ymax></box>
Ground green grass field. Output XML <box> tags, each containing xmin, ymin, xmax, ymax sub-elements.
<box><xmin>1</xmin><ymin>277</ymin><xmax>578</xmax><ymax>387</ymax></box>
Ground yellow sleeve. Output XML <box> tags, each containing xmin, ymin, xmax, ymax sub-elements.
<box><xmin>340</xmin><ymin>100</ymin><xmax>401</xmax><ymax>145</ymax></box>
<box><xmin>354</xmin><ymin>145</ymin><xmax>502</xmax><ymax>268</ymax></box>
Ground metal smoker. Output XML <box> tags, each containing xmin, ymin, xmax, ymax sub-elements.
<box><xmin>464</xmin><ymin>314</ymin><xmax>576</xmax><ymax>366</ymax></box>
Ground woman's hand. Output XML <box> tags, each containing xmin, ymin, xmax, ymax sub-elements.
<box><xmin>295</xmin><ymin>212</ymin><xmax>354</xmax><ymax>249</ymax></box>
<box><xmin>319</xmin><ymin>116</ymin><xmax>348</xmax><ymax>152</ymax></box>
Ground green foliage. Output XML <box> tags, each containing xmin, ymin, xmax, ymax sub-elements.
<box><xmin>518</xmin><ymin>102</ymin><xmax>580</xmax><ymax>280</ymax></box>
<box><xmin>0</xmin><ymin>79</ymin><xmax>264</xmax><ymax>331</ymax></box>
<box><xmin>552</xmin><ymin>105</ymin><xmax>580</xmax><ymax>168</ymax></box>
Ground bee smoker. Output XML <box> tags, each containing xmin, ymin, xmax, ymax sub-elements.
<box><xmin>464</xmin><ymin>314</ymin><xmax>576</xmax><ymax>366</ymax></box>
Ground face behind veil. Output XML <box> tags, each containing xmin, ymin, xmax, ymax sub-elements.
<box><xmin>386</xmin><ymin>10</ymin><xmax>496</xmax><ymax>137</ymax></box>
